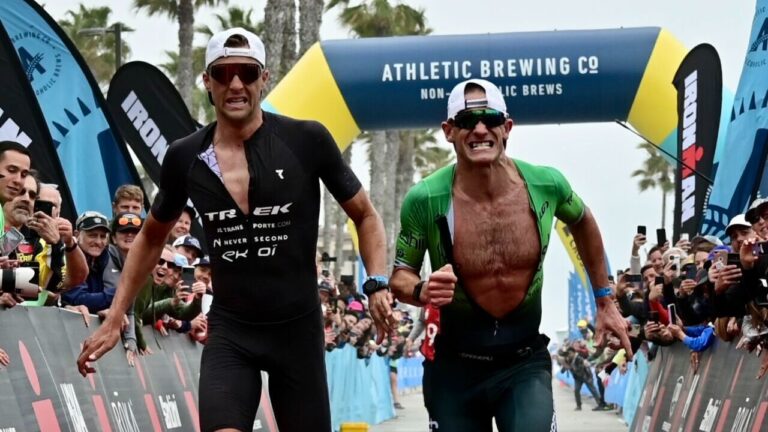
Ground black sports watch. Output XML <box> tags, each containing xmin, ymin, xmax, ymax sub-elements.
<box><xmin>362</xmin><ymin>275</ymin><xmax>390</xmax><ymax>296</ymax></box>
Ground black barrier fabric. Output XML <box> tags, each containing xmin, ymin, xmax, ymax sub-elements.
<box><xmin>0</xmin><ymin>307</ymin><xmax>277</xmax><ymax>431</ymax></box>
<box><xmin>631</xmin><ymin>340</ymin><xmax>768</xmax><ymax>432</ymax></box>
<box><xmin>0</xmin><ymin>22</ymin><xmax>76</xmax><ymax>221</ymax></box>
<box><xmin>672</xmin><ymin>44</ymin><xmax>722</xmax><ymax>241</ymax></box>
<box><xmin>106</xmin><ymin>61</ymin><xmax>207</xmax><ymax>250</ymax></box>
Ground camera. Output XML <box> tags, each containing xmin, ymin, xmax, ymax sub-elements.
<box><xmin>320</xmin><ymin>252</ymin><xmax>337</xmax><ymax>277</ymax></box>
<box><xmin>0</xmin><ymin>264</ymin><xmax>41</xmax><ymax>299</ymax></box>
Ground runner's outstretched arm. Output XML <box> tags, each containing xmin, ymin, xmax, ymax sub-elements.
<box><xmin>339</xmin><ymin>189</ymin><xmax>395</xmax><ymax>343</ymax></box>
<box><xmin>569</xmin><ymin>208</ymin><xmax>633</xmax><ymax>360</ymax></box>
<box><xmin>76</xmin><ymin>214</ymin><xmax>177</xmax><ymax>376</ymax></box>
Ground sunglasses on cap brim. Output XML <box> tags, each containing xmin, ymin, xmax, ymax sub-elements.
<box><xmin>451</xmin><ymin>108</ymin><xmax>507</xmax><ymax>130</ymax></box>
<box><xmin>117</xmin><ymin>216</ymin><xmax>142</xmax><ymax>227</ymax></box>
<box><xmin>157</xmin><ymin>258</ymin><xmax>179</xmax><ymax>270</ymax></box>
<box><xmin>209</xmin><ymin>63</ymin><xmax>262</xmax><ymax>85</ymax></box>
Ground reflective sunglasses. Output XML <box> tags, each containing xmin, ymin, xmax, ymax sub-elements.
<box><xmin>452</xmin><ymin>108</ymin><xmax>507</xmax><ymax>130</ymax></box>
<box><xmin>117</xmin><ymin>216</ymin><xmax>142</xmax><ymax>227</ymax></box>
<box><xmin>157</xmin><ymin>258</ymin><xmax>179</xmax><ymax>270</ymax></box>
<box><xmin>209</xmin><ymin>63</ymin><xmax>262</xmax><ymax>85</ymax></box>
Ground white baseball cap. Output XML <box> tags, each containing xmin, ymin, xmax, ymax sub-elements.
<box><xmin>205</xmin><ymin>27</ymin><xmax>266</xmax><ymax>69</ymax></box>
<box><xmin>725</xmin><ymin>214</ymin><xmax>751</xmax><ymax>236</ymax></box>
<box><xmin>446</xmin><ymin>79</ymin><xmax>507</xmax><ymax>120</ymax></box>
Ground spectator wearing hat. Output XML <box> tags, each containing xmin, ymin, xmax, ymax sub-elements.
<box><xmin>172</xmin><ymin>234</ymin><xmax>202</xmax><ymax>264</ymax></box>
<box><xmin>106</xmin><ymin>212</ymin><xmax>145</xmax><ymax>365</ymax></box>
<box><xmin>746</xmin><ymin>198</ymin><xmax>768</xmax><ymax>239</ymax></box>
<box><xmin>169</xmin><ymin>205</ymin><xmax>196</xmax><ymax>243</ymax></box>
<box><xmin>62</xmin><ymin>212</ymin><xmax>113</xmax><ymax>313</ymax></box>
<box><xmin>726</xmin><ymin>214</ymin><xmax>756</xmax><ymax>252</ymax></box>
<box><xmin>63</xmin><ymin>211</ymin><xmax>137</xmax><ymax>366</ymax></box>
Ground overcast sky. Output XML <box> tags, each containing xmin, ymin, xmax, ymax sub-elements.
<box><xmin>41</xmin><ymin>0</ymin><xmax>758</xmax><ymax>339</ymax></box>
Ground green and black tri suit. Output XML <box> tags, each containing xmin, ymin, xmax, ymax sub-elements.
<box><xmin>395</xmin><ymin>160</ymin><xmax>585</xmax><ymax>432</ymax></box>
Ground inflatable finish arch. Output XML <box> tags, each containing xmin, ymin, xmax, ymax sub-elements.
<box><xmin>264</xmin><ymin>27</ymin><xmax>687</xmax><ymax>153</ymax></box>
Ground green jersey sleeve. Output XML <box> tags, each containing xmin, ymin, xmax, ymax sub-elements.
<box><xmin>394</xmin><ymin>184</ymin><xmax>429</xmax><ymax>271</ymax></box>
<box><xmin>550</xmin><ymin>168</ymin><xmax>586</xmax><ymax>225</ymax></box>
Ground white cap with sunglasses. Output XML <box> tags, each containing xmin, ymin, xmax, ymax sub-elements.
<box><xmin>205</xmin><ymin>27</ymin><xmax>266</xmax><ymax>69</ymax></box>
<box><xmin>446</xmin><ymin>78</ymin><xmax>508</xmax><ymax>120</ymax></box>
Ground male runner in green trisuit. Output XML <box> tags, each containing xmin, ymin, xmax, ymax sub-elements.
<box><xmin>388</xmin><ymin>79</ymin><xmax>631</xmax><ymax>432</ymax></box>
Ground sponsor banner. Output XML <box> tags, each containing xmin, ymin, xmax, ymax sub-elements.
<box><xmin>106</xmin><ymin>61</ymin><xmax>199</xmax><ymax>186</ymax></box>
<box><xmin>0</xmin><ymin>22</ymin><xmax>75</xmax><ymax>221</ymax></box>
<box><xmin>672</xmin><ymin>44</ymin><xmax>721</xmax><ymax>240</ymax></box>
<box><xmin>0</xmin><ymin>0</ymin><xmax>145</xmax><ymax>216</ymax></box>
<box><xmin>267</xmin><ymin>27</ymin><xmax>690</xmax><ymax>153</ymax></box>
<box><xmin>701</xmin><ymin>2</ymin><xmax>768</xmax><ymax>238</ymax></box>
<box><xmin>630</xmin><ymin>340</ymin><xmax>768</xmax><ymax>432</ymax></box>
<box><xmin>567</xmin><ymin>271</ymin><xmax>595</xmax><ymax>340</ymax></box>
<box><xmin>0</xmin><ymin>307</ymin><xmax>277</xmax><ymax>432</ymax></box>
<box><xmin>106</xmin><ymin>61</ymin><xmax>207</xmax><ymax>248</ymax></box>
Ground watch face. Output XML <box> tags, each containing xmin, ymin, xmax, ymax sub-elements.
<box><xmin>363</xmin><ymin>279</ymin><xmax>376</xmax><ymax>293</ymax></box>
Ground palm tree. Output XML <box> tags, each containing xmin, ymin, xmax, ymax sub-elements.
<box><xmin>58</xmin><ymin>5</ymin><xmax>132</xmax><ymax>86</ymax></box>
<box><xmin>159</xmin><ymin>6</ymin><xmax>263</xmax><ymax>123</ymax></box>
<box><xmin>133</xmin><ymin>0</ymin><xmax>228</xmax><ymax>109</ymax></box>
<box><xmin>327</xmin><ymin>0</ymin><xmax>431</xmax><ymax>264</ymax></box>
<box><xmin>299</xmin><ymin>0</ymin><xmax>325</xmax><ymax>57</ymax></box>
<box><xmin>631</xmin><ymin>142</ymin><xmax>675</xmax><ymax>227</ymax></box>
<box><xmin>414</xmin><ymin>132</ymin><xmax>454</xmax><ymax>178</ymax></box>
<box><xmin>196</xmin><ymin>6</ymin><xmax>263</xmax><ymax>37</ymax></box>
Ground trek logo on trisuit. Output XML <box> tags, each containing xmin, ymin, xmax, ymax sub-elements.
<box><xmin>205</xmin><ymin>203</ymin><xmax>293</xmax><ymax>221</ymax></box>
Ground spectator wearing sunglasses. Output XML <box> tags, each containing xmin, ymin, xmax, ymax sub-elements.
<box><xmin>133</xmin><ymin>245</ymin><xmax>201</xmax><ymax>354</ymax></box>
<box><xmin>103</xmin><ymin>212</ymin><xmax>145</xmax><ymax>366</ymax></box>
<box><xmin>77</xmin><ymin>27</ymin><xmax>388</xmax><ymax>432</ymax></box>
<box><xmin>389</xmin><ymin>78</ymin><xmax>630</xmax><ymax>432</ymax></box>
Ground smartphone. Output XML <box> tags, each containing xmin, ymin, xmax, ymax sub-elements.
<box><xmin>727</xmin><ymin>253</ymin><xmax>742</xmax><ymax>268</ymax></box>
<box><xmin>684</xmin><ymin>264</ymin><xmax>697</xmax><ymax>280</ymax></box>
<box><xmin>670</xmin><ymin>254</ymin><xmax>681</xmax><ymax>271</ymax></box>
<box><xmin>626</xmin><ymin>273</ymin><xmax>642</xmax><ymax>289</ymax></box>
<box><xmin>714</xmin><ymin>250</ymin><xmax>728</xmax><ymax>270</ymax></box>
<box><xmin>608</xmin><ymin>275</ymin><xmax>615</xmax><ymax>283</ymax></box>
<box><xmin>667</xmin><ymin>304</ymin><xmax>678</xmax><ymax>325</ymax></box>
<box><xmin>181</xmin><ymin>266</ymin><xmax>195</xmax><ymax>292</ymax></box>
<box><xmin>33</xmin><ymin>200</ymin><xmax>54</xmax><ymax>217</ymax></box>
<box><xmin>753</xmin><ymin>241</ymin><xmax>768</xmax><ymax>255</ymax></box>
<box><xmin>648</xmin><ymin>310</ymin><xmax>660</xmax><ymax>322</ymax></box>
<box><xmin>637</xmin><ymin>225</ymin><xmax>647</xmax><ymax>236</ymax></box>
<box><xmin>655</xmin><ymin>276</ymin><xmax>664</xmax><ymax>286</ymax></box>
<box><xmin>1</xmin><ymin>227</ymin><xmax>24</xmax><ymax>255</ymax></box>
<box><xmin>656</xmin><ymin>228</ymin><xmax>667</xmax><ymax>246</ymax></box>
<box><xmin>681</xmin><ymin>233</ymin><xmax>690</xmax><ymax>242</ymax></box>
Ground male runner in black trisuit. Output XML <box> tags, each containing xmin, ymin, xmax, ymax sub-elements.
<box><xmin>76</xmin><ymin>28</ymin><xmax>393</xmax><ymax>432</ymax></box>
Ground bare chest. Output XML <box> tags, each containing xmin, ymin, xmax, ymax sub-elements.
<box><xmin>453</xmin><ymin>189</ymin><xmax>541</xmax><ymax>278</ymax></box>
<box><xmin>214</xmin><ymin>145</ymin><xmax>250</xmax><ymax>214</ymax></box>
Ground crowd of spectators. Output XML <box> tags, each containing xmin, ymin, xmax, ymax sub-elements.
<box><xmin>0</xmin><ymin>140</ymin><xmax>420</xmax><ymax>415</ymax></box>
<box><xmin>316</xmin><ymin>253</ymin><xmax>421</xmax><ymax>410</ymax></box>
<box><xmin>555</xmin><ymin>202</ymin><xmax>768</xmax><ymax>413</ymax></box>
<box><xmin>0</xmin><ymin>141</ymin><xmax>209</xmax><ymax>368</ymax></box>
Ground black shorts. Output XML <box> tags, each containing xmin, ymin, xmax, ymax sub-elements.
<box><xmin>423</xmin><ymin>345</ymin><xmax>556</xmax><ymax>432</ymax></box>
<box><xmin>199</xmin><ymin>308</ymin><xmax>331</xmax><ymax>432</ymax></box>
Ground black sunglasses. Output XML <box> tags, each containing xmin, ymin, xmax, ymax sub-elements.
<box><xmin>158</xmin><ymin>258</ymin><xmax>179</xmax><ymax>270</ymax></box>
<box><xmin>209</xmin><ymin>63</ymin><xmax>262</xmax><ymax>85</ymax></box>
<box><xmin>452</xmin><ymin>108</ymin><xmax>507</xmax><ymax>130</ymax></box>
